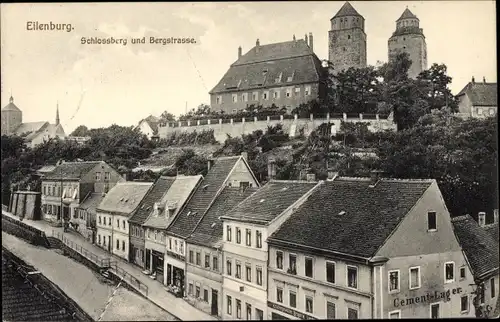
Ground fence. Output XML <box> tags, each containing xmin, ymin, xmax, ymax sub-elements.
<box><xmin>108</xmin><ymin>261</ymin><xmax>149</xmax><ymax>296</ymax></box>
<box><xmin>51</xmin><ymin>230</ymin><xmax>111</xmax><ymax>268</ymax></box>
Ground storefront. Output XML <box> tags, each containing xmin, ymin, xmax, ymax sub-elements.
<box><xmin>151</xmin><ymin>250</ymin><xmax>164</xmax><ymax>283</ymax></box>
<box><xmin>165</xmin><ymin>250</ymin><xmax>186</xmax><ymax>297</ymax></box>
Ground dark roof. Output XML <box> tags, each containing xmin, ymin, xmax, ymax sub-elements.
<box><xmin>210</xmin><ymin>40</ymin><xmax>322</xmax><ymax>94</ymax></box>
<box><xmin>484</xmin><ymin>222</ymin><xmax>499</xmax><ymax>242</ymax></box>
<box><xmin>167</xmin><ymin>156</ymin><xmax>242</xmax><ymax>238</ymax></box>
<box><xmin>457</xmin><ymin>82</ymin><xmax>497</xmax><ymax>107</ymax></box>
<box><xmin>397</xmin><ymin>8</ymin><xmax>418</xmax><ymax>21</ymax></box>
<box><xmin>269</xmin><ymin>178</ymin><xmax>433</xmax><ymax>258</ymax></box>
<box><xmin>332</xmin><ymin>2</ymin><xmax>362</xmax><ymax>19</ymax></box>
<box><xmin>2</xmin><ymin>97</ymin><xmax>22</xmax><ymax>112</ymax></box>
<box><xmin>128</xmin><ymin>176</ymin><xmax>176</xmax><ymax>225</ymax></box>
<box><xmin>452</xmin><ymin>215</ymin><xmax>499</xmax><ymax>279</ymax></box>
<box><xmin>187</xmin><ymin>186</ymin><xmax>258</xmax><ymax>248</ymax></box>
<box><xmin>77</xmin><ymin>193</ymin><xmax>105</xmax><ymax>213</ymax></box>
<box><xmin>226</xmin><ymin>180</ymin><xmax>318</xmax><ymax>223</ymax></box>
<box><xmin>98</xmin><ymin>182</ymin><xmax>152</xmax><ymax>215</ymax></box>
<box><xmin>43</xmin><ymin>161</ymin><xmax>102</xmax><ymax>180</ymax></box>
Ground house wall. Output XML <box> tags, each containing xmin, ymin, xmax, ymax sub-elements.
<box><xmin>129</xmin><ymin>223</ymin><xmax>146</xmax><ymax>267</ymax></box>
<box><xmin>226</xmin><ymin>159</ymin><xmax>259</xmax><ymax>188</ymax></box>
<box><xmin>80</xmin><ymin>163</ymin><xmax>125</xmax><ymax>194</ymax></box>
<box><xmin>481</xmin><ymin>275</ymin><xmax>499</xmax><ymax>317</ymax></box>
<box><xmin>29</xmin><ymin>129</ymin><xmax>66</xmax><ymax>148</ymax></box>
<box><xmin>138</xmin><ymin>121</ymin><xmax>154</xmax><ymax>139</ymax></box>
<box><xmin>96</xmin><ymin>211</ymin><xmax>113</xmax><ymax>252</ymax></box>
<box><xmin>41</xmin><ymin>179</ymin><xmax>80</xmax><ymax>222</ymax></box>
<box><xmin>112</xmin><ymin>214</ymin><xmax>130</xmax><ymax>260</ymax></box>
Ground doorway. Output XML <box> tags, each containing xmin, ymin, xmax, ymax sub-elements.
<box><xmin>211</xmin><ymin>289</ymin><xmax>218</xmax><ymax>316</ymax></box>
<box><xmin>145</xmin><ymin>249</ymin><xmax>151</xmax><ymax>270</ymax></box>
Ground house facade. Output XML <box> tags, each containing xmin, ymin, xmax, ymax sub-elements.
<box><xmin>220</xmin><ymin>179</ymin><xmax>321</xmax><ymax>321</ymax></box>
<box><xmin>136</xmin><ymin>115</ymin><xmax>160</xmax><ymax>139</ymax></box>
<box><xmin>74</xmin><ymin>193</ymin><xmax>105</xmax><ymax>242</ymax></box>
<box><xmin>96</xmin><ymin>182</ymin><xmax>152</xmax><ymax>259</ymax></box>
<box><xmin>267</xmin><ymin>176</ymin><xmax>476</xmax><ymax>319</ymax></box>
<box><xmin>456</xmin><ymin>77</ymin><xmax>497</xmax><ymax>118</ymax></box>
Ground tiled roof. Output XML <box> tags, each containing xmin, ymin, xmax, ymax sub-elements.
<box><xmin>143</xmin><ymin>175</ymin><xmax>202</xmax><ymax>229</ymax></box>
<box><xmin>97</xmin><ymin>182</ymin><xmax>153</xmax><ymax>216</ymax></box>
<box><xmin>187</xmin><ymin>186</ymin><xmax>258</xmax><ymax>247</ymax></box>
<box><xmin>269</xmin><ymin>178</ymin><xmax>433</xmax><ymax>258</ymax></box>
<box><xmin>43</xmin><ymin>161</ymin><xmax>102</xmax><ymax>180</ymax></box>
<box><xmin>13</xmin><ymin>121</ymin><xmax>48</xmax><ymax>136</ymax></box>
<box><xmin>397</xmin><ymin>8</ymin><xmax>418</xmax><ymax>21</ymax></box>
<box><xmin>77</xmin><ymin>193</ymin><xmax>105</xmax><ymax>213</ymax></box>
<box><xmin>332</xmin><ymin>2</ymin><xmax>362</xmax><ymax>19</ymax></box>
<box><xmin>452</xmin><ymin>215</ymin><xmax>499</xmax><ymax>279</ymax></box>
<box><xmin>128</xmin><ymin>176</ymin><xmax>176</xmax><ymax>225</ymax></box>
<box><xmin>484</xmin><ymin>222</ymin><xmax>499</xmax><ymax>242</ymax></box>
<box><xmin>167</xmin><ymin>156</ymin><xmax>242</xmax><ymax>238</ymax></box>
<box><xmin>2</xmin><ymin>99</ymin><xmax>22</xmax><ymax>112</ymax></box>
<box><xmin>226</xmin><ymin>180</ymin><xmax>318</xmax><ymax>223</ymax></box>
<box><xmin>210</xmin><ymin>40</ymin><xmax>322</xmax><ymax>94</ymax></box>
<box><xmin>457</xmin><ymin>82</ymin><xmax>497</xmax><ymax>107</ymax></box>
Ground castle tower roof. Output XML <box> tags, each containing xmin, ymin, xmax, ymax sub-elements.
<box><xmin>397</xmin><ymin>8</ymin><xmax>418</xmax><ymax>21</ymax></box>
<box><xmin>332</xmin><ymin>2</ymin><xmax>362</xmax><ymax>19</ymax></box>
<box><xmin>2</xmin><ymin>96</ymin><xmax>21</xmax><ymax>112</ymax></box>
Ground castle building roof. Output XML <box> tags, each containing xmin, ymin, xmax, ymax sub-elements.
<box><xmin>332</xmin><ymin>2</ymin><xmax>362</xmax><ymax>19</ymax></box>
<box><xmin>397</xmin><ymin>8</ymin><xmax>418</xmax><ymax>21</ymax></box>
<box><xmin>2</xmin><ymin>96</ymin><xmax>21</xmax><ymax>112</ymax></box>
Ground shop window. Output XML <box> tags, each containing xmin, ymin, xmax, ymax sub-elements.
<box><xmin>255</xmin><ymin>308</ymin><xmax>263</xmax><ymax>320</ymax></box>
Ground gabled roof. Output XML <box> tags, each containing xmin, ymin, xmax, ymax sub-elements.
<box><xmin>77</xmin><ymin>192</ymin><xmax>105</xmax><ymax>213</ymax></box>
<box><xmin>224</xmin><ymin>180</ymin><xmax>319</xmax><ymax>223</ymax></box>
<box><xmin>43</xmin><ymin>161</ymin><xmax>103</xmax><ymax>180</ymax></box>
<box><xmin>484</xmin><ymin>222</ymin><xmax>499</xmax><ymax>242</ymax></box>
<box><xmin>269</xmin><ymin>178</ymin><xmax>433</xmax><ymax>259</ymax></box>
<box><xmin>98</xmin><ymin>182</ymin><xmax>153</xmax><ymax>216</ymax></box>
<box><xmin>456</xmin><ymin>81</ymin><xmax>497</xmax><ymax>107</ymax></box>
<box><xmin>332</xmin><ymin>2</ymin><xmax>362</xmax><ymax>19</ymax></box>
<box><xmin>187</xmin><ymin>186</ymin><xmax>258</xmax><ymax>248</ymax></box>
<box><xmin>24</xmin><ymin>123</ymin><xmax>66</xmax><ymax>141</ymax></box>
<box><xmin>452</xmin><ymin>215</ymin><xmax>499</xmax><ymax>279</ymax></box>
<box><xmin>143</xmin><ymin>175</ymin><xmax>202</xmax><ymax>229</ymax></box>
<box><xmin>138</xmin><ymin>115</ymin><xmax>160</xmax><ymax>134</ymax></box>
<box><xmin>397</xmin><ymin>8</ymin><xmax>418</xmax><ymax>21</ymax></box>
<box><xmin>128</xmin><ymin>176</ymin><xmax>176</xmax><ymax>225</ymax></box>
<box><xmin>167</xmin><ymin>156</ymin><xmax>243</xmax><ymax>238</ymax></box>
<box><xmin>13</xmin><ymin>122</ymin><xmax>48</xmax><ymax>137</ymax></box>
<box><xmin>210</xmin><ymin>40</ymin><xmax>322</xmax><ymax>94</ymax></box>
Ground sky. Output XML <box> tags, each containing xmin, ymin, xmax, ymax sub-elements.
<box><xmin>1</xmin><ymin>1</ymin><xmax>496</xmax><ymax>133</ymax></box>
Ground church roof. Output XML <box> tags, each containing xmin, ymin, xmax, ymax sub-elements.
<box><xmin>13</xmin><ymin>122</ymin><xmax>49</xmax><ymax>137</ymax></box>
<box><xmin>2</xmin><ymin>97</ymin><xmax>22</xmax><ymax>112</ymax></box>
<box><xmin>332</xmin><ymin>2</ymin><xmax>362</xmax><ymax>19</ymax></box>
<box><xmin>397</xmin><ymin>8</ymin><xmax>418</xmax><ymax>21</ymax></box>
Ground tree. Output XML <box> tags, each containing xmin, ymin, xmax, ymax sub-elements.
<box><xmin>160</xmin><ymin>111</ymin><xmax>176</xmax><ymax>122</ymax></box>
<box><xmin>70</xmin><ymin>125</ymin><xmax>89</xmax><ymax>137</ymax></box>
<box><xmin>417</xmin><ymin>63</ymin><xmax>458</xmax><ymax>112</ymax></box>
<box><xmin>334</xmin><ymin>66</ymin><xmax>382</xmax><ymax>113</ymax></box>
<box><xmin>174</xmin><ymin>149</ymin><xmax>208</xmax><ymax>176</ymax></box>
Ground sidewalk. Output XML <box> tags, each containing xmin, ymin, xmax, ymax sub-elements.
<box><xmin>2</xmin><ymin>210</ymin><xmax>217</xmax><ymax>321</ymax></box>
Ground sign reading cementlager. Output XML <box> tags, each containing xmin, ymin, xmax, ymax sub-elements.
<box><xmin>267</xmin><ymin>301</ymin><xmax>317</xmax><ymax>320</ymax></box>
<box><xmin>394</xmin><ymin>287</ymin><xmax>463</xmax><ymax>308</ymax></box>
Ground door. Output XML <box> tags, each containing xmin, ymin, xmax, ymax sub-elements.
<box><xmin>145</xmin><ymin>249</ymin><xmax>151</xmax><ymax>270</ymax></box>
<box><xmin>211</xmin><ymin>289</ymin><xmax>218</xmax><ymax>316</ymax></box>
<box><xmin>430</xmin><ymin>303</ymin><xmax>440</xmax><ymax>319</ymax></box>
<box><xmin>167</xmin><ymin>264</ymin><xmax>172</xmax><ymax>286</ymax></box>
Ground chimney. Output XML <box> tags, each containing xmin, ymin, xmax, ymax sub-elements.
<box><xmin>471</xmin><ymin>76</ymin><xmax>475</xmax><ymax>84</ymax></box>
<box><xmin>308</xmin><ymin>32</ymin><xmax>313</xmax><ymax>52</ymax></box>
<box><xmin>241</xmin><ymin>152</ymin><xmax>248</xmax><ymax>161</ymax></box>
<box><xmin>255</xmin><ymin>39</ymin><xmax>260</xmax><ymax>53</ymax></box>
<box><xmin>327</xmin><ymin>169</ymin><xmax>339</xmax><ymax>181</ymax></box>
<box><xmin>207</xmin><ymin>159</ymin><xmax>215</xmax><ymax>171</ymax></box>
<box><xmin>483</xmin><ymin>76</ymin><xmax>486</xmax><ymax>83</ymax></box>
<box><xmin>304</xmin><ymin>33</ymin><xmax>308</xmax><ymax>44</ymax></box>
<box><xmin>306</xmin><ymin>173</ymin><xmax>316</xmax><ymax>182</ymax></box>
<box><xmin>238</xmin><ymin>46</ymin><xmax>242</xmax><ymax>59</ymax></box>
<box><xmin>478</xmin><ymin>212</ymin><xmax>486</xmax><ymax>227</ymax></box>
<box><xmin>267</xmin><ymin>159</ymin><xmax>276</xmax><ymax>180</ymax></box>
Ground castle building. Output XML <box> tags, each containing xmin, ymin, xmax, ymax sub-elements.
<box><xmin>1</xmin><ymin>96</ymin><xmax>66</xmax><ymax>147</ymax></box>
<box><xmin>209</xmin><ymin>35</ymin><xmax>324</xmax><ymax>114</ymax></box>
<box><xmin>388</xmin><ymin>8</ymin><xmax>428</xmax><ymax>79</ymax></box>
<box><xmin>328</xmin><ymin>2</ymin><xmax>367</xmax><ymax>74</ymax></box>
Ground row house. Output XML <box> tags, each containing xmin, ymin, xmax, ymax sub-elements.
<box><xmin>165</xmin><ymin>154</ymin><xmax>260</xmax><ymax>301</ymax></box>
<box><xmin>220</xmin><ymin>179</ymin><xmax>321</xmax><ymax>321</ymax></box>
<box><xmin>266</xmin><ymin>175</ymin><xmax>476</xmax><ymax>319</ymax></box>
<box><xmin>75</xmin><ymin>193</ymin><xmax>105</xmax><ymax>243</ymax></box>
<box><xmin>128</xmin><ymin>176</ymin><xmax>176</xmax><ymax>268</ymax></box>
<box><xmin>142</xmin><ymin>175</ymin><xmax>202</xmax><ymax>286</ymax></box>
<box><xmin>41</xmin><ymin>160</ymin><xmax>123</xmax><ymax>230</ymax></box>
<box><xmin>96</xmin><ymin>182</ymin><xmax>152</xmax><ymax>259</ymax></box>
<box><xmin>185</xmin><ymin>185</ymin><xmax>257</xmax><ymax>317</ymax></box>
<box><xmin>452</xmin><ymin>214</ymin><xmax>499</xmax><ymax>318</ymax></box>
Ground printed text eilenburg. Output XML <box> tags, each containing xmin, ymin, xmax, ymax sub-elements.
<box><xmin>26</xmin><ymin>21</ymin><xmax>73</xmax><ymax>32</ymax></box>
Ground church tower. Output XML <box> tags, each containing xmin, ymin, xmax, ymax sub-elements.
<box><xmin>1</xmin><ymin>95</ymin><xmax>23</xmax><ymax>135</ymax></box>
<box><xmin>388</xmin><ymin>8</ymin><xmax>427</xmax><ymax>79</ymax></box>
<box><xmin>328</xmin><ymin>2</ymin><xmax>367</xmax><ymax>74</ymax></box>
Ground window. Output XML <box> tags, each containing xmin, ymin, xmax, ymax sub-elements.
<box><xmin>263</xmin><ymin>91</ymin><xmax>269</xmax><ymax>100</ymax></box>
<box><xmin>389</xmin><ymin>310</ymin><xmax>401</xmax><ymax>319</ymax></box>
<box><xmin>348</xmin><ymin>35</ymin><xmax>351</xmax><ymax>39</ymax></box>
<box><xmin>227</xmin><ymin>259</ymin><xmax>232</xmax><ymax>275</ymax></box>
<box><xmin>180</xmin><ymin>241</ymin><xmax>184</xmax><ymax>254</ymax></box>
<box><xmin>213</xmin><ymin>256</ymin><xmax>219</xmax><ymax>271</ymax></box>
<box><xmin>216</xmin><ymin>96</ymin><xmax>222</xmax><ymax>104</ymax></box>
<box><xmin>287</xmin><ymin>76</ymin><xmax>293</xmax><ymax>82</ymax></box>
<box><xmin>98</xmin><ymin>235</ymin><xmax>101</xmax><ymax>244</ymax></box>
<box><xmin>289</xmin><ymin>291</ymin><xmax>296</xmax><ymax>308</ymax></box>
<box><xmin>460</xmin><ymin>295</ymin><xmax>469</xmax><ymax>313</ymax></box>
<box><xmin>460</xmin><ymin>267</ymin><xmax>466</xmax><ymax>279</ymax></box>
<box><xmin>286</xmin><ymin>88</ymin><xmax>292</xmax><ymax>97</ymax></box>
<box><xmin>245</xmin><ymin>229</ymin><xmax>251</xmax><ymax>246</ymax></box>
<box><xmin>305</xmin><ymin>86</ymin><xmax>311</xmax><ymax>96</ymax></box>
<box><xmin>276</xmin><ymin>287</ymin><xmax>283</xmax><ymax>303</ymax></box>
<box><xmin>256</xmin><ymin>266</ymin><xmax>263</xmax><ymax>286</ymax></box>
<box><xmin>236</xmin><ymin>228</ymin><xmax>241</xmax><ymax>244</ymax></box>
<box><xmin>196</xmin><ymin>252</ymin><xmax>201</xmax><ymax>266</ymax></box>
<box><xmin>109</xmin><ymin>218</ymin><xmax>111</xmax><ymax>226</ymax></box>
<box><xmin>236</xmin><ymin>262</ymin><xmax>241</xmax><ymax>279</ymax></box>
<box><xmin>242</xmin><ymin>93</ymin><xmax>248</xmax><ymax>102</ymax></box>
<box><xmin>477</xmin><ymin>108</ymin><xmax>483</xmax><ymax>115</ymax></box>
<box><xmin>430</xmin><ymin>303</ymin><xmax>440</xmax><ymax>319</ymax></box>
<box><xmin>347</xmin><ymin>266</ymin><xmax>358</xmax><ymax>289</ymax></box>
<box><xmin>95</xmin><ymin>172</ymin><xmax>101</xmax><ymax>181</ymax></box>
<box><xmin>327</xmin><ymin>301</ymin><xmax>336</xmax><ymax>319</ymax></box>
<box><xmin>410</xmin><ymin>267</ymin><xmax>421</xmax><ymax>289</ymax></box>
<box><xmin>122</xmin><ymin>240</ymin><xmax>125</xmax><ymax>251</ymax></box>
<box><xmin>491</xmin><ymin>278</ymin><xmax>496</xmax><ymax>298</ymax></box>
<box><xmin>252</xmin><ymin>92</ymin><xmax>258</xmax><ymax>101</ymax></box>
<box><xmin>117</xmin><ymin>219</ymin><xmax>120</xmax><ymax>228</ymax></box>
<box><xmin>236</xmin><ymin>300</ymin><xmax>241</xmax><ymax>319</ymax></box>
<box><xmin>188</xmin><ymin>283</ymin><xmax>193</xmax><ymax>295</ymax></box>
<box><xmin>246</xmin><ymin>304</ymin><xmax>252</xmax><ymax>320</ymax></box>
<box><xmin>326</xmin><ymin>261</ymin><xmax>336</xmax><ymax>283</ymax></box>
<box><xmin>305</xmin><ymin>257</ymin><xmax>313</xmax><ymax>278</ymax></box>
<box><xmin>428</xmin><ymin>211</ymin><xmax>437</xmax><ymax>231</ymax></box>
<box><xmin>256</xmin><ymin>230</ymin><xmax>262</xmax><ymax>248</ymax></box>
<box><xmin>273</xmin><ymin>90</ymin><xmax>280</xmax><ymax>99</ymax></box>
<box><xmin>255</xmin><ymin>308</ymin><xmax>263</xmax><ymax>320</ymax></box>
<box><xmin>389</xmin><ymin>270</ymin><xmax>400</xmax><ymax>292</ymax></box>
<box><xmin>276</xmin><ymin>251</ymin><xmax>283</xmax><ymax>269</ymax></box>
<box><xmin>348</xmin><ymin>308</ymin><xmax>358</xmax><ymax>319</ymax></box>
<box><xmin>232</xmin><ymin>94</ymin><xmax>238</xmax><ymax>103</ymax></box>
<box><xmin>295</xmin><ymin>87</ymin><xmax>300</xmax><ymax>95</ymax></box>
<box><xmin>489</xmin><ymin>108</ymin><xmax>495</xmax><ymax>116</ymax></box>
<box><xmin>246</xmin><ymin>264</ymin><xmax>252</xmax><ymax>282</ymax></box>
<box><xmin>204</xmin><ymin>288</ymin><xmax>209</xmax><ymax>302</ymax></box>
<box><xmin>305</xmin><ymin>296</ymin><xmax>313</xmax><ymax>313</ymax></box>
<box><xmin>288</xmin><ymin>254</ymin><xmax>297</xmax><ymax>275</ymax></box>
<box><xmin>227</xmin><ymin>226</ymin><xmax>232</xmax><ymax>241</ymax></box>
<box><xmin>122</xmin><ymin>220</ymin><xmax>126</xmax><ymax>230</ymax></box>
<box><xmin>195</xmin><ymin>286</ymin><xmax>200</xmax><ymax>298</ymax></box>
<box><xmin>227</xmin><ymin>296</ymin><xmax>232</xmax><ymax>315</ymax></box>
<box><xmin>445</xmin><ymin>262</ymin><xmax>455</xmax><ymax>283</ymax></box>
<box><xmin>104</xmin><ymin>172</ymin><xmax>110</xmax><ymax>180</ymax></box>
<box><xmin>99</xmin><ymin>216</ymin><xmax>101</xmax><ymax>224</ymax></box>
<box><xmin>189</xmin><ymin>250</ymin><xmax>194</xmax><ymax>263</ymax></box>
<box><xmin>205</xmin><ymin>254</ymin><xmax>210</xmax><ymax>268</ymax></box>
<box><xmin>116</xmin><ymin>239</ymin><xmax>119</xmax><ymax>249</ymax></box>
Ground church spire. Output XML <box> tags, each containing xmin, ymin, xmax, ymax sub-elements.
<box><xmin>56</xmin><ymin>101</ymin><xmax>60</xmax><ymax>125</ymax></box>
